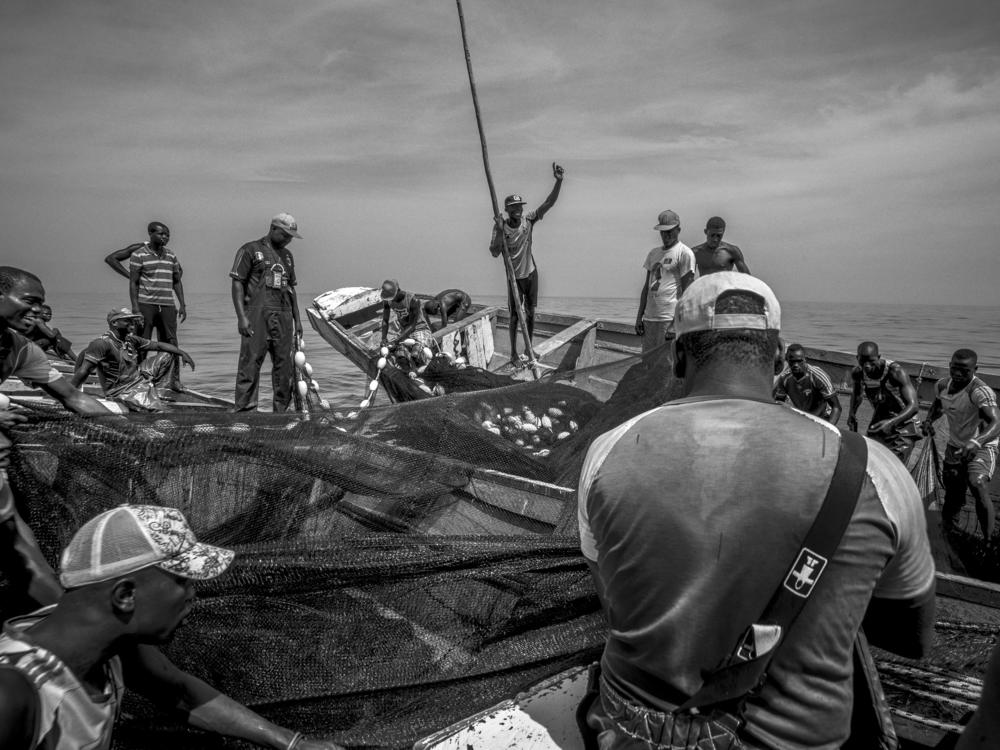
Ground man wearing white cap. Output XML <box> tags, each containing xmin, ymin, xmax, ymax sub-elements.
<box><xmin>580</xmin><ymin>273</ymin><xmax>935</xmax><ymax>748</ymax></box>
<box><xmin>230</xmin><ymin>213</ymin><xmax>303</xmax><ymax>411</ymax></box>
<box><xmin>0</xmin><ymin>504</ymin><xmax>342</xmax><ymax>750</ymax></box>
<box><xmin>635</xmin><ymin>210</ymin><xmax>695</xmax><ymax>353</ymax></box>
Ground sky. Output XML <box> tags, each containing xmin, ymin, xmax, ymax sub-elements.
<box><xmin>1</xmin><ymin>0</ymin><xmax>999</xmax><ymax>306</ymax></box>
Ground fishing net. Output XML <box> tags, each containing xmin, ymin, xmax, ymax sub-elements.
<box><xmin>0</xmin><ymin>343</ymin><xmax>681</xmax><ymax>749</ymax></box>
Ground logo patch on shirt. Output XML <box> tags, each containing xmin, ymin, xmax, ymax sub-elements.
<box><xmin>783</xmin><ymin>547</ymin><xmax>827</xmax><ymax>598</ymax></box>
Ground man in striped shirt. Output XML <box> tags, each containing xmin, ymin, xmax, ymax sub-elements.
<box><xmin>104</xmin><ymin>222</ymin><xmax>186</xmax><ymax>391</ymax></box>
<box><xmin>773</xmin><ymin>343</ymin><xmax>842</xmax><ymax>424</ymax></box>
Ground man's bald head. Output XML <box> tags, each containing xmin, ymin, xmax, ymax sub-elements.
<box><xmin>857</xmin><ymin>341</ymin><xmax>879</xmax><ymax>358</ymax></box>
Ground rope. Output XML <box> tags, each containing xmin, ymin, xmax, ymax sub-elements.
<box><xmin>889</xmin><ymin>708</ymin><xmax>965</xmax><ymax>734</ymax></box>
<box><xmin>880</xmin><ymin>678</ymin><xmax>978</xmax><ymax>709</ymax></box>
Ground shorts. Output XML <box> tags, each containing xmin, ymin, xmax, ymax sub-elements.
<box><xmin>944</xmin><ymin>442</ymin><xmax>998</xmax><ymax>481</ymax></box>
<box><xmin>508</xmin><ymin>269</ymin><xmax>539</xmax><ymax>315</ymax></box>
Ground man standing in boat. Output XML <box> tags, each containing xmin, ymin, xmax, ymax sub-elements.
<box><xmin>922</xmin><ymin>348</ymin><xmax>1000</xmax><ymax>541</ymax></box>
<box><xmin>230</xmin><ymin>213</ymin><xmax>303</xmax><ymax>412</ymax></box>
<box><xmin>423</xmin><ymin>289</ymin><xmax>472</xmax><ymax>332</ymax></box>
<box><xmin>773</xmin><ymin>343</ymin><xmax>842</xmax><ymax>423</ymax></box>
<box><xmin>0</xmin><ymin>504</ymin><xmax>342</xmax><ymax>750</ymax></box>
<box><xmin>634</xmin><ymin>209</ymin><xmax>695</xmax><ymax>353</ymax></box>
<box><xmin>104</xmin><ymin>222</ymin><xmax>187</xmax><ymax>391</ymax></box>
<box><xmin>379</xmin><ymin>280</ymin><xmax>435</xmax><ymax>367</ymax></box>
<box><xmin>1</xmin><ymin>267</ymin><xmax>112</xmax><ymax>616</ymax></box>
<box><xmin>847</xmin><ymin>341</ymin><xmax>921</xmax><ymax>462</ymax></box>
<box><xmin>691</xmin><ymin>215</ymin><xmax>750</xmax><ymax>276</ymax></box>
<box><xmin>579</xmin><ymin>273</ymin><xmax>935</xmax><ymax>748</ymax></box>
<box><xmin>489</xmin><ymin>162</ymin><xmax>564</xmax><ymax>366</ymax></box>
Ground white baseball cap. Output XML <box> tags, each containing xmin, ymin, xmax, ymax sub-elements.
<box><xmin>271</xmin><ymin>212</ymin><xmax>302</xmax><ymax>239</ymax></box>
<box><xmin>674</xmin><ymin>272</ymin><xmax>781</xmax><ymax>337</ymax></box>
<box><xmin>60</xmin><ymin>504</ymin><xmax>234</xmax><ymax>588</ymax></box>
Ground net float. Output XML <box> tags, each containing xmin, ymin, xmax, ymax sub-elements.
<box><xmin>401</xmin><ymin>338</ymin><xmax>416</xmax><ymax>347</ymax></box>
<box><xmin>310</xmin><ymin>379</ymin><xmax>319</xmax><ymax>391</ymax></box>
<box><xmin>556</xmin><ymin>431</ymin><xmax>571</xmax><ymax>441</ymax></box>
<box><xmin>294</xmin><ymin>351</ymin><xmax>307</xmax><ymax>367</ymax></box>
<box><xmin>380</xmin><ymin>346</ymin><xmax>389</xmax><ymax>357</ymax></box>
<box><xmin>297</xmin><ymin>380</ymin><xmax>308</xmax><ymax>398</ymax></box>
<box><xmin>193</xmin><ymin>424</ymin><xmax>216</xmax><ymax>434</ymax></box>
<box><xmin>359</xmin><ymin>398</ymin><xmax>371</xmax><ymax>408</ymax></box>
<box><xmin>368</xmin><ymin>379</ymin><xmax>379</xmax><ymax>391</ymax></box>
<box><xmin>347</xmin><ymin>411</ymin><xmax>359</xmax><ymax>418</ymax></box>
<box><xmin>303</xmin><ymin>362</ymin><xmax>313</xmax><ymax>377</ymax></box>
<box><xmin>422</xmin><ymin>347</ymin><xmax>434</xmax><ymax>361</ymax></box>
<box><xmin>376</xmin><ymin>357</ymin><xmax>387</xmax><ymax>369</ymax></box>
<box><xmin>230</xmin><ymin>423</ymin><xmax>251</xmax><ymax>433</ymax></box>
<box><xmin>455</xmin><ymin>357</ymin><xmax>467</xmax><ymax>365</ymax></box>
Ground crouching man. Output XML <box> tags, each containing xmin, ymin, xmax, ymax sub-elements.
<box><xmin>0</xmin><ymin>504</ymin><xmax>341</xmax><ymax>750</ymax></box>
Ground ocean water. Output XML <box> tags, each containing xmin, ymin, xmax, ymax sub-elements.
<box><xmin>41</xmin><ymin>291</ymin><xmax>1000</xmax><ymax>409</ymax></box>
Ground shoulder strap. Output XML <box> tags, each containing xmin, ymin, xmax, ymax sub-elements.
<box><xmin>678</xmin><ymin>430</ymin><xmax>869</xmax><ymax>712</ymax></box>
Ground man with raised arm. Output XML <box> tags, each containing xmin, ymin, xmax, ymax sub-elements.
<box><xmin>0</xmin><ymin>504</ymin><xmax>341</xmax><ymax>750</ymax></box>
<box><xmin>923</xmin><ymin>348</ymin><xmax>1000</xmax><ymax>541</ymax></box>
<box><xmin>773</xmin><ymin>343</ymin><xmax>842</xmax><ymax>424</ymax></box>
<box><xmin>580</xmin><ymin>273</ymin><xmax>934</xmax><ymax>748</ymax></box>
<box><xmin>105</xmin><ymin>222</ymin><xmax>187</xmax><ymax>391</ymax></box>
<box><xmin>847</xmin><ymin>341</ymin><xmax>921</xmax><ymax>462</ymax></box>
<box><xmin>489</xmin><ymin>163</ymin><xmax>564</xmax><ymax>366</ymax></box>
<box><xmin>634</xmin><ymin>209</ymin><xmax>695</xmax><ymax>353</ymax></box>
<box><xmin>691</xmin><ymin>216</ymin><xmax>750</xmax><ymax>276</ymax></box>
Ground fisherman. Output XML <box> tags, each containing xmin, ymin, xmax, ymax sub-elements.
<box><xmin>923</xmin><ymin>348</ymin><xmax>999</xmax><ymax>541</ymax></box>
<box><xmin>24</xmin><ymin>304</ymin><xmax>76</xmax><ymax>362</ymax></box>
<box><xmin>579</xmin><ymin>273</ymin><xmax>935</xmax><ymax>749</ymax></box>
<box><xmin>423</xmin><ymin>289</ymin><xmax>472</xmax><ymax>332</ymax></box>
<box><xmin>72</xmin><ymin>308</ymin><xmax>195</xmax><ymax>400</ymax></box>
<box><xmin>489</xmin><ymin>162</ymin><xmax>564</xmax><ymax>366</ymax></box>
<box><xmin>230</xmin><ymin>213</ymin><xmax>303</xmax><ymax>412</ymax></box>
<box><xmin>773</xmin><ymin>343</ymin><xmax>842</xmax><ymax>423</ymax></box>
<box><xmin>690</xmin><ymin>215</ymin><xmax>750</xmax><ymax>275</ymax></box>
<box><xmin>1</xmin><ymin>267</ymin><xmax>112</xmax><ymax>615</ymax></box>
<box><xmin>634</xmin><ymin>209</ymin><xmax>695</xmax><ymax>353</ymax></box>
<box><xmin>0</xmin><ymin>504</ymin><xmax>342</xmax><ymax>750</ymax></box>
<box><xmin>847</xmin><ymin>341</ymin><xmax>921</xmax><ymax>462</ymax></box>
<box><xmin>104</xmin><ymin>222</ymin><xmax>187</xmax><ymax>391</ymax></box>
<box><xmin>379</xmin><ymin>280</ymin><xmax>435</xmax><ymax>367</ymax></box>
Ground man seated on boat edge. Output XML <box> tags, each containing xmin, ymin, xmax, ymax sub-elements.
<box><xmin>579</xmin><ymin>273</ymin><xmax>935</xmax><ymax>749</ymax></box>
<box><xmin>847</xmin><ymin>341</ymin><xmax>921</xmax><ymax>463</ymax></box>
<box><xmin>773</xmin><ymin>343</ymin><xmax>842</xmax><ymax>424</ymax></box>
<box><xmin>923</xmin><ymin>348</ymin><xmax>1000</xmax><ymax>542</ymax></box>
<box><xmin>71</xmin><ymin>308</ymin><xmax>195</xmax><ymax>409</ymax></box>
<box><xmin>489</xmin><ymin>162</ymin><xmax>565</xmax><ymax>366</ymax></box>
<box><xmin>691</xmin><ymin>215</ymin><xmax>751</xmax><ymax>276</ymax></box>
<box><xmin>24</xmin><ymin>304</ymin><xmax>76</xmax><ymax>362</ymax></box>
<box><xmin>424</xmin><ymin>289</ymin><xmax>472</xmax><ymax>332</ymax></box>
<box><xmin>379</xmin><ymin>279</ymin><xmax>437</xmax><ymax>367</ymax></box>
<box><xmin>0</xmin><ymin>504</ymin><xmax>342</xmax><ymax>750</ymax></box>
<box><xmin>1</xmin><ymin>267</ymin><xmax>115</xmax><ymax>620</ymax></box>
<box><xmin>635</xmin><ymin>209</ymin><xmax>695</xmax><ymax>353</ymax></box>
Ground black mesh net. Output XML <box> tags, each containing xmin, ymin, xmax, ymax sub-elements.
<box><xmin>1</xmin><ymin>345</ymin><xmax>681</xmax><ymax>749</ymax></box>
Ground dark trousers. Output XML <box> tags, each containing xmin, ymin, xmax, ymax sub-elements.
<box><xmin>235</xmin><ymin>308</ymin><xmax>294</xmax><ymax>412</ymax></box>
<box><xmin>138</xmin><ymin>302</ymin><xmax>181</xmax><ymax>388</ymax></box>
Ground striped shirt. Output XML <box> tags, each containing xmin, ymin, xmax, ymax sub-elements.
<box><xmin>938</xmin><ymin>376</ymin><xmax>999</xmax><ymax>449</ymax></box>
<box><xmin>774</xmin><ymin>364</ymin><xmax>837</xmax><ymax>415</ymax></box>
<box><xmin>130</xmin><ymin>243</ymin><xmax>181</xmax><ymax>306</ymax></box>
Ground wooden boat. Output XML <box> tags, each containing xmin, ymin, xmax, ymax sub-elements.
<box><xmin>307</xmin><ymin>287</ymin><xmax>1000</xmax><ymax>405</ymax></box>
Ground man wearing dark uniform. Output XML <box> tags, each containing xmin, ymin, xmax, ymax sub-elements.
<box><xmin>774</xmin><ymin>344</ymin><xmax>842</xmax><ymax>424</ymax></box>
<box><xmin>230</xmin><ymin>213</ymin><xmax>303</xmax><ymax>412</ymax></box>
<box><xmin>847</xmin><ymin>341</ymin><xmax>920</xmax><ymax>462</ymax></box>
<box><xmin>691</xmin><ymin>216</ymin><xmax>750</xmax><ymax>276</ymax></box>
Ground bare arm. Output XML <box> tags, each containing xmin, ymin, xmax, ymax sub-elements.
<box><xmin>231</xmin><ymin>279</ymin><xmax>252</xmax><ymax>338</ymax></box>
<box><xmin>872</xmin><ymin>366</ymin><xmax>918</xmax><ymax>433</ymax></box>
<box><xmin>395</xmin><ymin>298</ymin><xmax>423</xmax><ymax>340</ymax></box>
<box><xmin>679</xmin><ymin>271</ymin><xmax>694</xmax><ymax>294</ymax></box>
<box><xmin>289</xmin><ymin>287</ymin><xmax>301</xmax><ymax>338</ymax></box>
<box><xmin>40</xmin><ymin>376</ymin><xmax>112</xmax><ymax>415</ymax></box>
<box><xmin>146</xmin><ymin>341</ymin><xmax>195</xmax><ymax>371</ymax></box>
<box><xmin>533</xmin><ymin>163</ymin><xmax>564</xmax><ymax>221</ymax></box>
<box><xmin>105</xmin><ymin>243</ymin><xmax>143</xmax><ymax>279</ymax></box>
<box><xmin>129</xmin><ymin>263</ymin><xmax>141</xmax><ymax>314</ymax></box>
<box><xmin>379</xmin><ymin>303</ymin><xmax>391</xmax><ymax>346</ymax></box>
<box><xmin>729</xmin><ymin>245</ymin><xmax>751</xmax><ymax>274</ymax></box>
<box><xmin>124</xmin><ymin>645</ymin><xmax>342</xmax><ymax>750</ymax></box>
<box><xmin>847</xmin><ymin>369</ymin><xmax>862</xmax><ymax>431</ymax></box>
<box><xmin>635</xmin><ymin>272</ymin><xmax>651</xmax><ymax>336</ymax></box>
<box><xmin>863</xmin><ymin>584</ymin><xmax>936</xmax><ymax>659</ymax></box>
<box><xmin>174</xmin><ymin>263</ymin><xmax>186</xmax><ymax>322</ymax></box>
<box><xmin>825</xmin><ymin>393</ymin><xmax>843</xmax><ymax>425</ymax></box>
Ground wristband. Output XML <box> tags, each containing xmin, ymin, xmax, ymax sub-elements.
<box><xmin>287</xmin><ymin>731</ymin><xmax>303</xmax><ymax>750</ymax></box>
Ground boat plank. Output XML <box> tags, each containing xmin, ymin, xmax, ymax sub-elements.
<box><xmin>533</xmin><ymin>319</ymin><xmax>597</xmax><ymax>360</ymax></box>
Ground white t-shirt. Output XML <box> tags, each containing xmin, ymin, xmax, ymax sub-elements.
<box><xmin>642</xmin><ymin>241</ymin><xmax>694</xmax><ymax>321</ymax></box>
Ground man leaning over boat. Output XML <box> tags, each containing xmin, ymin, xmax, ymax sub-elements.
<box><xmin>848</xmin><ymin>341</ymin><xmax>921</xmax><ymax>463</ymax></box>
<box><xmin>578</xmin><ymin>272</ymin><xmax>935</xmax><ymax>749</ymax></box>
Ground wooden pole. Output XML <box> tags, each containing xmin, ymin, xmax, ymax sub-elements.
<box><xmin>455</xmin><ymin>0</ymin><xmax>540</xmax><ymax>378</ymax></box>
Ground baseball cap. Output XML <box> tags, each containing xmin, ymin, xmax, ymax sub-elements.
<box><xmin>673</xmin><ymin>272</ymin><xmax>781</xmax><ymax>337</ymax></box>
<box><xmin>107</xmin><ymin>307</ymin><xmax>142</xmax><ymax>325</ymax></box>
<box><xmin>380</xmin><ymin>279</ymin><xmax>400</xmax><ymax>300</ymax></box>
<box><xmin>271</xmin><ymin>212</ymin><xmax>302</xmax><ymax>239</ymax></box>
<box><xmin>504</xmin><ymin>194</ymin><xmax>526</xmax><ymax>208</ymax></box>
<box><xmin>60</xmin><ymin>504</ymin><xmax>234</xmax><ymax>588</ymax></box>
<box><xmin>654</xmin><ymin>210</ymin><xmax>680</xmax><ymax>231</ymax></box>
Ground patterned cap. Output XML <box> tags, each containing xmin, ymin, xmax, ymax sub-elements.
<box><xmin>504</xmin><ymin>194</ymin><xmax>526</xmax><ymax>208</ymax></box>
<box><xmin>271</xmin><ymin>212</ymin><xmax>302</xmax><ymax>239</ymax></box>
<box><xmin>60</xmin><ymin>504</ymin><xmax>234</xmax><ymax>588</ymax></box>
<box><xmin>107</xmin><ymin>307</ymin><xmax>142</xmax><ymax>325</ymax></box>
<box><xmin>674</xmin><ymin>272</ymin><xmax>781</xmax><ymax>337</ymax></box>
<box><xmin>654</xmin><ymin>209</ymin><xmax>680</xmax><ymax>231</ymax></box>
